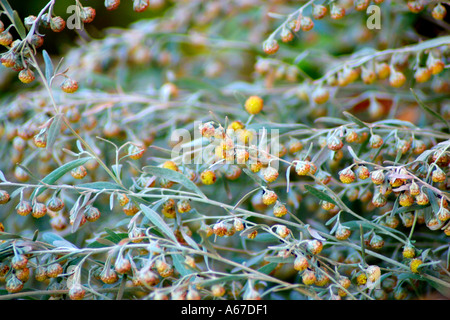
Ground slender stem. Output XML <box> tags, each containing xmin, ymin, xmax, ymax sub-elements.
<box><xmin>28</xmin><ymin>52</ymin><xmax>124</xmax><ymax>188</ymax></box>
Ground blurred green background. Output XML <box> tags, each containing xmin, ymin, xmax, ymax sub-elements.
<box><xmin>6</xmin><ymin>0</ymin><xmax>166</xmax><ymax>54</ymax></box>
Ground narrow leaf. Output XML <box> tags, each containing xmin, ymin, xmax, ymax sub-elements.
<box><xmin>304</xmin><ymin>184</ymin><xmax>337</xmax><ymax>205</ymax></box>
<box><xmin>0</xmin><ymin>0</ymin><xmax>26</xmax><ymax>38</ymax></box>
<box><xmin>233</xmin><ymin>187</ymin><xmax>261</xmax><ymax>210</ymax></box>
<box><xmin>247</xmin><ymin>122</ymin><xmax>310</xmax><ymax>134</ymax></box>
<box><xmin>76</xmin><ymin>181</ymin><xmax>124</xmax><ymax>191</ymax></box>
<box><xmin>306</xmin><ymin>225</ymin><xmax>326</xmax><ymax>241</ymax></box>
<box><xmin>264</xmin><ymin>255</ymin><xmax>295</xmax><ymax>264</ymax></box>
<box><xmin>172</xmin><ymin>254</ymin><xmax>193</xmax><ymax>277</ymax></box>
<box><xmin>179</xmin><ymin>227</ymin><xmax>200</xmax><ymax>251</ymax></box>
<box><xmin>139</xmin><ymin>204</ymin><xmax>178</xmax><ymax>244</ymax></box>
<box><xmin>257</xmin><ymin>262</ymin><xmax>278</xmax><ymax>274</ymax></box>
<box><xmin>411</xmin><ymin>89</ymin><xmax>450</xmax><ymax>131</ymax></box>
<box><xmin>142</xmin><ymin>166</ymin><xmax>206</xmax><ymax>199</ymax></box>
<box><xmin>12</xmin><ymin>10</ymin><xmax>26</xmax><ymax>39</ymax></box>
<box><xmin>31</xmin><ymin>157</ymin><xmax>91</xmax><ymax>199</ymax></box>
<box><xmin>104</xmin><ymin>228</ymin><xmax>123</xmax><ymax>244</ymax></box>
<box><xmin>343</xmin><ymin>111</ymin><xmax>368</xmax><ymax>128</ymax></box>
<box><xmin>46</xmin><ymin>114</ymin><xmax>62</xmax><ymax>150</ymax></box>
<box><xmin>242</xmin><ymin>168</ymin><xmax>267</xmax><ymax>187</ymax></box>
<box><xmin>42</xmin><ymin>50</ymin><xmax>54</xmax><ymax>85</ymax></box>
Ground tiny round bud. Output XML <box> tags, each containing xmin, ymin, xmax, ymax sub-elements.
<box><xmin>80</xmin><ymin>7</ymin><xmax>96</xmax><ymax>23</ymax></box>
<box><xmin>133</xmin><ymin>0</ymin><xmax>150</xmax><ymax>12</ymax></box>
<box><xmin>389</xmin><ymin>70</ymin><xmax>406</xmax><ymax>88</ymax></box>
<box><xmin>376</xmin><ymin>62</ymin><xmax>390</xmax><ymax>80</ymax></box>
<box><xmin>338</xmin><ymin>276</ymin><xmax>351</xmax><ymax>297</ymax></box>
<box><xmin>366</xmin><ymin>265</ymin><xmax>381</xmax><ymax>283</ymax></box>
<box><xmin>34</xmin><ymin>266</ymin><xmax>47</xmax><ymax>282</ymax></box>
<box><xmin>321</xmin><ymin>200</ymin><xmax>335</xmax><ymax>211</ymax></box>
<box><xmin>155</xmin><ymin>260</ymin><xmax>173</xmax><ymax>278</ymax></box>
<box><xmin>177</xmin><ymin>199</ymin><xmax>191</xmax><ymax>214</ymax></box>
<box><xmin>409</xmin><ymin>181</ymin><xmax>420</xmax><ymax>196</ymax></box>
<box><xmin>118</xmin><ymin>193</ymin><xmax>130</xmax><ymax>207</ymax></box>
<box><xmin>369</xmin><ymin>134</ymin><xmax>383</xmax><ymax>148</ymax></box>
<box><xmin>431</xmin><ymin>167</ymin><xmax>446</xmax><ymax>183</ymax></box>
<box><xmin>123</xmin><ymin>201</ymin><xmax>139</xmax><ymax>216</ymax></box>
<box><xmin>263</xmin><ymin>166</ymin><xmax>279</xmax><ymax>183</ymax></box>
<box><xmin>46</xmin><ymin>263</ymin><xmax>63</xmax><ymax>278</ymax></box>
<box><xmin>47</xmin><ymin>196</ymin><xmax>65</xmax><ymax>212</ymax></box>
<box><xmin>262</xmin><ymin>38</ymin><xmax>279</xmax><ymax>55</ymax></box>
<box><xmin>201</xmin><ymin>170</ymin><xmax>216</xmax><ymax>185</ymax></box>
<box><xmin>407</xmin><ymin>0</ymin><xmax>424</xmax><ymax>13</ymax></box>
<box><xmin>6</xmin><ymin>274</ymin><xmax>23</xmax><ymax>293</ymax></box>
<box><xmin>437</xmin><ymin>207</ymin><xmax>450</xmax><ymax>222</ymax></box>
<box><xmin>249</xmin><ymin>161</ymin><xmax>262</xmax><ymax>173</ymax></box>
<box><xmin>345</xmin><ymin>129</ymin><xmax>358</xmax><ymax>143</ymax></box>
<box><xmin>244</xmin><ymin>96</ymin><xmax>264</xmax><ymax>115</ymax></box>
<box><xmin>306</xmin><ymin>239</ymin><xmax>323</xmax><ymax>255</ymax></box>
<box><xmin>13</xmin><ymin>268</ymin><xmax>28</xmax><ymax>282</ymax></box>
<box><xmin>213</xmin><ymin>221</ymin><xmax>228</xmax><ymax>237</ymax></box>
<box><xmin>199</xmin><ymin>122</ymin><xmax>216</xmax><ymax>138</ymax></box>
<box><xmin>302</xmin><ymin>270</ymin><xmax>316</xmax><ymax>285</ymax></box>
<box><xmin>312</xmin><ymin>87</ymin><xmax>329</xmax><ymax>104</ymax></box>
<box><xmin>410</xmin><ymin>258</ymin><xmax>422</xmax><ymax>273</ymax></box>
<box><xmin>339</xmin><ymin>167</ymin><xmax>356</xmax><ymax>184</ymax></box>
<box><xmin>432</xmin><ymin>3</ymin><xmax>447</xmax><ymax>20</ymax></box>
<box><xmin>85</xmin><ymin>206</ymin><xmax>101</xmax><ymax>222</ymax></box>
<box><xmin>0</xmin><ymin>31</ymin><xmax>13</xmax><ymax>46</ymax></box>
<box><xmin>273</xmin><ymin>202</ymin><xmax>288</xmax><ymax>217</ymax></box>
<box><xmin>312</xmin><ymin>4</ymin><xmax>327</xmax><ymax>19</ymax></box>
<box><xmin>100</xmin><ymin>267</ymin><xmax>119</xmax><ymax>284</ymax></box>
<box><xmin>327</xmin><ymin>136</ymin><xmax>344</xmax><ymax>151</ymax></box>
<box><xmin>414</xmin><ymin>67</ymin><xmax>432</xmax><ymax>83</ymax></box>
<box><xmin>356</xmin><ymin>272</ymin><xmax>367</xmax><ymax>285</ymax></box>
<box><xmin>330</xmin><ymin>4</ymin><xmax>345</xmax><ymax>19</ymax></box>
<box><xmin>300</xmin><ymin>16</ymin><xmax>314</xmax><ymax>31</ymax></box>
<box><xmin>384</xmin><ymin>215</ymin><xmax>400</xmax><ymax>229</ymax></box>
<box><xmin>11</xmin><ymin>254</ymin><xmax>28</xmax><ymax>270</ymax></box>
<box><xmin>61</xmin><ymin>78</ymin><xmax>79</xmax><ymax>93</ymax></box>
<box><xmin>18</xmin><ymin>69</ymin><xmax>35</xmax><ymax>84</ymax></box>
<box><xmin>415</xmin><ymin>191</ymin><xmax>429</xmax><ymax>206</ymax></box>
<box><xmin>402</xmin><ymin>244</ymin><xmax>415</xmax><ymax>259</ymax></box>
<box><xmin>354</xmin><ymin>0</ymin><xmax>370</xmax><ymax>11</ymax></box>
<box><xmin>128</xmin><ymin>144</ymin><xmax>145</xmax><ymax>160</ymax></box>
<box><xmin>69</xmin><ymin>283</ymin><xmax>86</xmax><ymax>300</ymax></box>
<box><xmin>262</xmin><ymin>190</ymin><xmax>278</xmax><ymax>206</ymax></box>
<box><xmin>371</xmin><ymin>170</ymin><xmax>385</xmax><ymax>185</ymax></box>
<box><xmin>16</xmin><ymin>200</ymin><xmax>32</xmax><ymax>216</ymax></box>
<box><xmin>50</xmin><ymin>16</ymin><xmax>66</xmax><ymax>32</ymax></box>
<box><xmin>114</xmin><ymin>254</ymin><xmax>131</xmax><ymax>275</ymax></box>
<box><xmin>211</xmin><ymin>284</ymin><xmax>226</xmax><ymax>297</ymax></box>
<box><xmin>71</xmin><ymin>165</ymin><xmax>87</xmax><ymax>179</ymax></box>
<box><xmin>293</xmin><ymin>254</ymin><xmax>309</xmax><ymax>271</ymax></box>
<box><xmin>372</xmin><ymin>192</ymin><xmax>387</xmax><ymax>208</ymax></box>
<box><xmin>275</xmin><ymin>225</ymin><xmax>290</xmax><ymax>238</ymax></box>
<box><xmin>105</xmin><ymin>0</ymin><xmax>121</xmax><ymax>10</ymax></box>
<box><xmin>280</xmin><ymin>27</ymin><xmax>294</xmax><ymax>43</ymax></box>
<box><xmin>32</xmin><ymin>202</ymin><xmax>47</xmax><ymax>218</ymax></box>
<box><xmin>335</xmin><ymin>225</ymin><xmax>351</xmax><ymax>240</ymax></box>
<box><xmin>138</xmin><ymin>267</ymin><xmax>160</xmax><ymax>286</ymax></box>
<box><xmin>369</xmin><ymin>234</ymin><xmax>385</xmax><ymax>249</ymax></box>
<box><xmin>0</xmin><ymin>190</ymin><xmax>11</xmax><ymax>204</ymax></box>
<box><xmin>356</xmin><ymin>166</ymin><xmax>370</xmax><ymax>180</ymax></box>
<box><xmin>295</xmin><ymin>160</ymin><xmax>311</xmax><ymax>176</ymax></box>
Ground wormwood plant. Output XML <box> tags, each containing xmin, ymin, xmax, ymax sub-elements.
<box><xmin>0</xmin><ymin>0</ymin><xmax>449</xmax><ymax>300</ymax></box>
